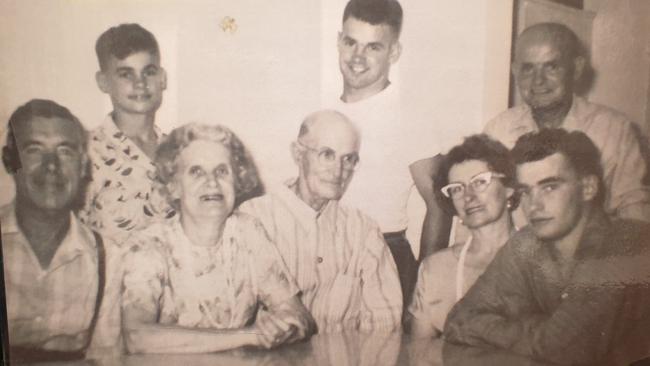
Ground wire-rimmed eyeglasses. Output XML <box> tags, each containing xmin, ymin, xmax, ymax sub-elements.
<box><xmin>296</xmin><ymin>140</ymin><xmax>360</xmax><ymax>171</ymax></box>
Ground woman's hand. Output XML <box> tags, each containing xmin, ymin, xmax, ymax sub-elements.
<box><xmin>253</xmin><ymin>309</ymin><xmax>297</xmax><ymax>349</ymax></box>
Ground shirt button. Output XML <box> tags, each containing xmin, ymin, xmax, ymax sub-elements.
<box><xmin>317</xmin><ymin>256</ymin><xmax>323</xmax><ymax>264</ymax></box>
<box><xmin>561</xmin><ymin>293</ymin><xmax>569</xmax><ymax>300</ymax></box>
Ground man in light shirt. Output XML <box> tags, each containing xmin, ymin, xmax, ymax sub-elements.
<box><xmin>1</xmin><ymin>99</ymin><xmax>105</xmax><ymax>362</ymax></box>
<box><xmin>485</xmin><ymin>22</ymin><xmax>650</xmax><ymax>222</ymax></box>
<box><xmin>239</xmin><ymin>110</ymin><xmax>402</xmax><ymax>332</ymax></box>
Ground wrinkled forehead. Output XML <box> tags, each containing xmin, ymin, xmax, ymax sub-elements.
<box><xmin>14</xmin><ymin>116</ymin><xmax>84</xmax><ymax>147</ymax></box>
<box><xmin>304</xmin><ymin>121</ymin><xmax>360</xmax><ymax>155</ymax></box>
<box><xmin>515</xmin><ymin>32</ymin><xmax>574</xmax><ymax>63</ymax></box>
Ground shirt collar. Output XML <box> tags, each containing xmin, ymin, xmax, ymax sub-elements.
<box><xmin>101</xmin><ymin>113</ymin><xmax>163</xmax><ymax>143</ymax></box>
<box><xmin>561</xmin><ymin>95</ymin><xmax>586</xmax><ymax>131</ymax></box>
<box><xmin>519</xmin><ymin>94</ymin><xmax>583</xmax><ymax>131</ymax></box>
<box><xmin>274</xmin><ymin>178</ymin><xmax>338</xmax><ymax>231</ymax></box>
<box><xmin>573</xmin><ymin>209</ymin><xmax>611</xmax><ymax>260</ymax></box>
<box><xmin>1</xmin><ymin>202</ymin><xmax>96</xmax><ymax>269</ymax></box>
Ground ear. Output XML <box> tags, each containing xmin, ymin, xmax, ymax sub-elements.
<box><xmin>389</xmin><ymin>42</ymin><xmax>402</xmax><ymax>64</ymax></box>
<box><xmin>505</xmin><ymin>186</ymin><xmax>515</xmax><ymax>200</ymax></box>
<box><xmin>572</xmin><ymin>55</ymin><xmax>586</xmax><ymax>82</ymax></box>
<box><xmin>580</xmin><ymin>174</ymin><xmax>599</xmax><ymax>202</ymax></box>
<box><xmin>80</xmin><ymin>153</ymin><xmax>91</xmax><ymax>179</ymax></box>
<box><xmin>160</xmin><ymin>67</ymin><xmax>168</xmax><ymax>90</ymax></box>
<box><xmin>96</xmin><ymin>71</ymin><xmax>110</xmax><ymax>94</ymax></box>
<box><xmin>290</xmin><ymin>141</ymin><xmax>303</xmax><ymax>165</ymax></box>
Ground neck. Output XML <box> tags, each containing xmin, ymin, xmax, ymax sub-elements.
<box><xmin>469</xmin><ymin>213</ymin><xmax>514</xmax><ymax>256</ymax></box>
<box><xmin>552</xmin><ymin>206</ymin><xmax>592</xmax><ymax>262</ymax></box>
<box><xmin>292</xmin><ymin>179</ymin><xmax>328</xmax><ymax>212</ymax></box>
<box><xmin>531</xmin><ymin>96</ymin><xmax>573</xmax><ymax>129</ymax></box>
<box><xmin>15</xmin><ymin>201</ymin><xmax>71</xmax><ymax>268</ymax></box>
<box><xmin>112</xmin><ymin>110</ymin><xmax>157</xmax><ymax>141</ymax></box>
<box><xmin>342</xmin><ymin>80</ymin><xmax>390</xmax><ymax>103</ymax></box>
<box><xmin>180</xmin><ymin>212</ymin><xmax>226</xmax><ymax>247</ymax></box>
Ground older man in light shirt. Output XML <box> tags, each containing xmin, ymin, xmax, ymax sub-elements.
<box><xmin>485</xmin><ymin>22</ymin><xmax>650</xmax><ymax>222</ymax></box>
<box><xmin>239</xmin><ymin>110</ymin><xmax>402</xmax><ymax>332</ymax></box>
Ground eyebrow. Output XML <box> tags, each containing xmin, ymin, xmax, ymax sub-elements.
<box><xmin>537</xmin><ymin>176</ymin><xmax>565</xmax><ymax>185</ymax></box>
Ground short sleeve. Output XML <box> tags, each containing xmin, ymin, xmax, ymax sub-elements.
<box><xmin>121</xmin><ymin>239</ymin><xmax>167</xmax><ymax>316</ymax></box>
<box><xmin>240</xmin><ymin>216</ymin><xmax>299</xmax><ymax>308</ymax></box>
<box><xmin>408</xmin><ymin>251</ymin><xmax>456</xmax><ymax>332</ymax></box>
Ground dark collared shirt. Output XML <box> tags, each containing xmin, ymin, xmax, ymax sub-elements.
<box><xmin>444</xmin><ymin>210</ymin><xmax>650</xmax><ymax>365</ymax></box>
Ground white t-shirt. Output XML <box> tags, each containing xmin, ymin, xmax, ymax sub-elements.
<box><xmin>325</xmin><ymin>84</ymin><xmax>454</xmax><ymax>233</ymax></box>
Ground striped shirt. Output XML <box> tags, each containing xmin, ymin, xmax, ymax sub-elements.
<box><xmin>239</xmin><ymin>181</ymin><xmax>403</xmax><ymax>332</ymax></box>
<box><xmin>1</xmin><ymin>203</ymin><xmax>99</xmax><ymax>350</ymax></box>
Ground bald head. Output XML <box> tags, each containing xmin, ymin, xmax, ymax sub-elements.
<box><xmin>512</xmin><ymin>23</ymin><xmax>586</xmax><ymax>121</ymax></box>
<box><xmin>515</xmin><ymin>22</ymin><xmax>582</xmax><ymax>62</ymax></box>
<box><xmin>292</xmin><ymin>110</ymin><xmax>360</xmax><ymax>210</ymax></box>
<box><xmin>298</xmin><ymin>109</ymin><xmax>360</xmax><ymax>147</ymax></box>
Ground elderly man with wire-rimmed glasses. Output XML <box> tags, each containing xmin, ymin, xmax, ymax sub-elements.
<box><xmin>239</xmin><ymin>110</ymin><xmax>402</xmax><ymax>333</ymax></box>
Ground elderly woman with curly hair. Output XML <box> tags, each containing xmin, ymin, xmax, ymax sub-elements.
<box><xmin>408</xmin><ymin>134</ymin><xmax>519</xmax><ymax>338</ymax></box>
<box><xmin>120</xmin><ymin>123</ymin><xmax>315</xmax><ymax>354</ymax></box>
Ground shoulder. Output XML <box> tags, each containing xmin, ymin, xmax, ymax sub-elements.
<box><xmin>575</xmin><ymin>98</ymin><xmax>635</xmax><ymax>136</ymax></box>
<box><xmin>420</xmin><ymin>246</ymin><xmax>459</xmax><ymax>274</ymax></box>
<box><xmin>126</xmin><ymin>220</ymin><xmax>173</xmax><ymax>256</ymax></box>
<box><xmin>498</xmin><ymin>227</ymin><xmax>541</xmax><ymax>259</ymax></box>
<box><xmin>337</xmin><ymin>203</ymin><xmax>383</xmax><ymax>234</ymax></box>
<box><xmin>237</xmin><ymin>194</ymin><xmax>276</xmax><ymax>216</ymax></box>
<box><xmin>609</xmin><ymin>219</ymin><xmax>650</xmax><ymax>253</ymax></box>
<box><xmin>485</xmin><ymin>104</ymin><xmax>530</xmax><ymax>131</ymax></box>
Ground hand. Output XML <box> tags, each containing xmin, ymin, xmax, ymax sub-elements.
<box><xmin>253</xmin><ymin>309</ymin><xmax>296</xmax><ymax>349</ymax></box>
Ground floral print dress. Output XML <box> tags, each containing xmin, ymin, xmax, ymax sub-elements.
<box><xmin>121</xmin><ymin>212</ymin><xmax>299</xmax><ymax>329</ymax></box>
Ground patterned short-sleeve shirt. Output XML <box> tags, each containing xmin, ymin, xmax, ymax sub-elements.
<box><xmin>121</xmin><ymin>212</ymin><xmax>299</xmax><ymax>329</ymax></box>
<box><xmin>79</xmin><ymin>115</ymin><xmax>176</xmax><ymax>246</ymax></box>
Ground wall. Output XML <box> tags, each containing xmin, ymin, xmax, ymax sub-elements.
<box><xmin>0</xmin><ymin>0</ymin><xmax>514</xmax><ymax>235</ymax></box>
<box><xmin>587</xmin><ymin>0</ymin><xmax>650</xmax><ymax>136</ymax></box>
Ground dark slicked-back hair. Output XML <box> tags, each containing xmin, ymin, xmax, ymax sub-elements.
<box><xmin>95</xmin><ymin>23</ymin><xmax>159</xmax><ymax>71</ymax></box>
<box><xmin>343</xmin><ymin>0</ymin><xmax>403</xmax><ymax>37</ymax></box>
<box><xmin>435</xmin><ymin>134</ymin><xmax>519</xmax><ymax>215</ymax></box>
<box><xmin>511</xmin><ymin>128</ymin><xmax>605</xmax><ymax>206</ymax></box>
<box><xmin>3</xmin><ymin>99</ymin><xmax>87</xmax><ymax>174</ymax></box>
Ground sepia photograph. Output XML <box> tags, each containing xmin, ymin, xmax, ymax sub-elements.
<box><xmin>1</xmin><ymin>0</ymin><xmax>650</xmax><ymax>365</ymax></box>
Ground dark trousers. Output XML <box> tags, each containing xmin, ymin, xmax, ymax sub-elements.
<box><xmin>383</xmin><ymin>231</ymin><xmax>418</xmax><ymax>313</ymax></box>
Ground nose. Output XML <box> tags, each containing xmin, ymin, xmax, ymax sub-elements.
<box><xmin>526</xmin><ymin>188</ymin><xmax>544</xmax><ymax>212</ymax></box>
<box><xmin>205</xmin><ymin>172</ymin><xmax>221</xmax><ymax>188</ymax></box>
<box><xmin>463</xmin><ymin>185</ymin><xmax>478</xmax><ymax>202</ymax></box>
<box><xmin>352</xmin><ymin>45</ymin><xmax>365</xmax><ymax>60</ymax></box>
<box><xmin>42</xmin><ymin>151</ymin><xmax>61</xmax><ymax>172</ymax></box>
<box><xmin>133</xmin><ymin>73</ymin><xmax>148</xmax><ymax>89</ymax></box>
<box><xmin>532</xmin><ymin>67</ymin><xmax>546</xmax><ymax>86</ymax></box>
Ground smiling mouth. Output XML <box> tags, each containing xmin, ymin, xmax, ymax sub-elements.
<box><xmin>348</xmin><ymin>64</ymin><xmax>368</xmax><ymax>75</ymax></box>
<box><xmin>200</xmin><ymin>193</ymin><xmax>224</xmax><ymax>202</ymax></box>
<box><xmin>529</xmin><ymin>217</ymin><xmax>552</xmax><ymax>225</ymax></box>
<box><xmin>465</xmin><ymin>206</ymin><xmax>484</xmax><ymax>215</ymax></box>
<box><xmin>128</xmin><ymin>94</ymin><xmax>152</xmax><ymax>101</ymax></box>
